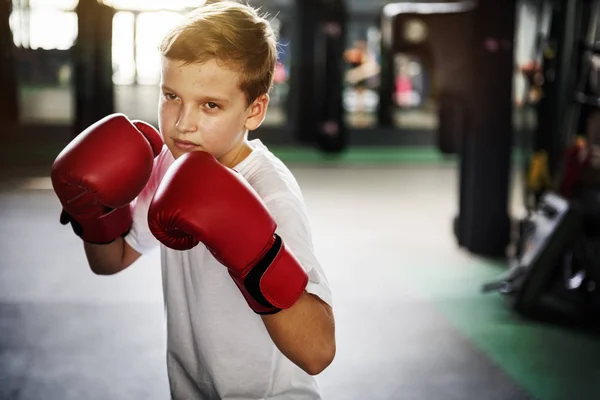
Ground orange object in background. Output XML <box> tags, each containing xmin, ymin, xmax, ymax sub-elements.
<box><xmin>527</xmin><ymin>150</ymin><xmax>552</xmax><ymax>195</ymax></box>
<box><xmin>344</xmin><ymin>48</ymin><xmax>362</xmax><ymax>65</ymax></box>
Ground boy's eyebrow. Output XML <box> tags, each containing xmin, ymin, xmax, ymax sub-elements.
<box><xmin>160</xmin><ymin>84</ymin><xmax>176</xmax><ymax>93</ymax></box>
<box><xmin>160</xmin><ymin>84</ymin><xmax>229</xmax><ymax>104</ymax></box>
<box><xmin>196</xmin><ymin>95</ymin><xmax>230</xmax><ymax>104</ymax></box>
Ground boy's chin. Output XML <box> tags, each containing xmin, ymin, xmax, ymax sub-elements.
<box><xmin>166</xmin><ymin>145</ymin><xmax>210</xmax><ymax>160</ymax></box>
<box><xmin>166</xmin><ymin>145</ymin><xmax>188</xmax><ymax>160</ymax></box>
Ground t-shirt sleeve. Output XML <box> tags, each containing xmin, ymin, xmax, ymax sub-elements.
<box><xmin>263</xmin><ymin>193</ymin><xmax>333</xmax><ymax>309</ymax></box>
<box><xmin>124</xmin><ymin>191</ymin><xmax>159</xmax><ymax>255</ymax></box>
<box><xmin>123</xmin><ymin>147</ymin><xmax>169</xmax><ymax>255</ymax></box>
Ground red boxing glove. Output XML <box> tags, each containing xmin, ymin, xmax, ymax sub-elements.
<box><xmin>148</xmin><ymin>151</ymin><xmax>308</xmax><ymax>314</ymax></box>
<box><xmin>51</xmin><ymin>114</ymin><xmax>163</xmax><ymax>244</ymax></box>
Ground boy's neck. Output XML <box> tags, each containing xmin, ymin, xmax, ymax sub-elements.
<box><xmin>219</xmin><ymin>138</ymin><xmax>253</xmax><ymax>169</ymax></box>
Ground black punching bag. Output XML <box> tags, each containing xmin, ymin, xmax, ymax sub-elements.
<box><xmin>455</xmin><ymin>0</ymin><xmax>516</xmax><ymax>258</ymax></box>
<box><xmin>0</xmin><ymin>0</ymin><xmax>19</xmax><ymax>127</ymax></box>
<box><xmin>94</xmin><ymin>3</ymin><xmax>115</xmax><ymax>123</ymax></box>
<box><xmin>290</xmin><ymin>0</ymin><xmax>347</xmax><ymax>153</ymax></box>
<box><xmin>313</xmin><ymin>0</ymin><xmax>347</xmax><ymax>153</ymax></box>
<box><xmin>73</xmin><ymin>0</ymin><xmax>115</xmax><ymax>136</ymax></box>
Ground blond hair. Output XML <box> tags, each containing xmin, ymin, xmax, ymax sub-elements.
<box><xmin>159</xmin><ymin>1</ymin><xmax>277</xmax><ymax>105</ymax></box>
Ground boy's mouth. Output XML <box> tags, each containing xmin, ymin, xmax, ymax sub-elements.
<box><xmin>173</xmin><ymin>139</ymin><xmax>200</xmax><ymax>151</ymax></box>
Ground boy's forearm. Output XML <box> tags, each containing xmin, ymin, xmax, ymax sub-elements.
<box><xmin>261</xmin><ymin>292</ymin><xmax>336</xmax><ymax>376</ymax></box>
<box><xmin>83</xmin><ymin>237</ymin><xmax>131</xmax><ymax>275</ymax></box>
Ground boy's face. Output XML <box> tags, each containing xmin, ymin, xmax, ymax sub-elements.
<box><xmin>159</xmin><ymin>57</ymin><xmax>269</xmax><ymax>165</ymax></box>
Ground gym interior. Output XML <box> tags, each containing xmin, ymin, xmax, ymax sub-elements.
<box><xmin>1</xmin><ymin>0</ymin><xmax>600</xmax><ymax>399</ymax></box>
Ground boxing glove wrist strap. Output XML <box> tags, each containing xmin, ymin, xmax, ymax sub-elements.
<box><xmin>61</xmin><ymin>206</ymin><xmax>133</xmax><ymax>244</ymax></box>
<box><xmin>229</xmin><ymin>234</ymin><xmax>309</xmax><ymax>315</ymax></box>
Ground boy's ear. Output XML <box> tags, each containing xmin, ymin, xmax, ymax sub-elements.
<box><xmin>245</xmin><ymin>94</ymin><xmax>270</xmax><ymax>131</ymax></box>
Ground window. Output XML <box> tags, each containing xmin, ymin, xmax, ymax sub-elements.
<box><xmin>101</xmin><ymin>0</ymin><xmax>205</xmax><ymax>11</ymax></box>
<box><xmin>10</xmin><ymin>1</ymin><xmax>77</xmax><ymax>50</ymax></box>
<box><xmin>112</xmin><ymin>11</ymin><xmax>136</xmax><ymax>85</ymax></box>
<box><xmin>29</xmin><ymin>0</ymin><xmax>77</xmax><ymax>9</ymax></box>
<box><xmin>30</xmin><ymin>9</ymin><xmax>78</xmax><ymax>50</ymax></box>
<box><xmin>135</xmin><ymin>11</ymin><xmax>184</xmax><ymax>85</ymax></box>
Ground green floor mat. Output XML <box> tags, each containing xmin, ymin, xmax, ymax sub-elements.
<box><xmin>2</xmin><ymin>142</ymin><xmax>458</xmax><ymax>167</ymax></box>
<box><xmin>406</xmin><ymin>258</ymin><xmax>600</xmax><ymax>400</ymax></box>
<box><xmin>270</xmin><ymin>146</ymin><xmax>457</xmax><ymax>165</ymax></box>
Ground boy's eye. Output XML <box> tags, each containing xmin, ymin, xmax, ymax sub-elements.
<box><xmin>205</xmin><ymin>102</ymin><xmax>219</xmax><ymax>110</ymax></box>
<box><xmin>164</xmin><ymin>93</ymin><xmax>177</xmax><ymax>100</ymax></box>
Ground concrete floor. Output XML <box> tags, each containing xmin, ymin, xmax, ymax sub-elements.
<box><xmin>1</xmin><ymin>163</ymin><xmax>599</xmax><ymax>400</ymax></box>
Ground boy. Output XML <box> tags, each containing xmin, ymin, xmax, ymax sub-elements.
<box><xmin>51</xmin><ymin>1</ymin><xmax>335</xmax><ymax>399</ymax></box>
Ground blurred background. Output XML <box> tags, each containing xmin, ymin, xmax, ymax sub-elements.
<box><xmin>2</xmin><ymin>0</ymin><xmax>532</xmax><ymax>149</ymax></box>
<box><xmin>4</xmin><ymin>0</ymin><xmax>439</xmax><ymax>132</ymax></box>
<box><xmin>2</xmin><ymin>0</ymin><xmax>600</xmax><ymax>399</ymax></box>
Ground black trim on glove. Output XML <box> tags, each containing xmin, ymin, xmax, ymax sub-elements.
<box><xmin>59</xmin><ymin>209</ymin><xmax>130</xmax><ymax>245</ymax></box>
<box><xmin>243</xmin><ymin>234</ymin><xmax>283</xmax><ymax>314</ymax></box>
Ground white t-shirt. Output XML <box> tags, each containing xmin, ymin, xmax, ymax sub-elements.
<box><xmin>125</xmin><ymin>139</ymin><xmax>332</xmax><ymax>400</ymax></box>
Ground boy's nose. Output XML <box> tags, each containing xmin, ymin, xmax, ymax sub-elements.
<box><xmin>176</xmin><ymin>108</ymin><xmax>199</xmax><ymax>133</ymax></box>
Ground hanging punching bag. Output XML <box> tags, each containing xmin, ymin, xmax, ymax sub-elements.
<box><xmin>313</xmin><ymin>0</ymin><xmax>348</xmax><ymax>153</ymax></box>
<box><xmin>290</xmin><ymin>0</ymin><xmax>347</xmax><ymax>154</ymax></box>
<box><xmin>454</xmin><ymin>0</ymin><xmax>515</xmax><ymax>258</ymax></box>
<box><xmin>0</xmin><ymin>0</ymin><xmax>19</xmax><ymax>128</ymax></box>
<box><xmin>94</xmin><ymin>2</ymin><xmax>115</xmax><ymax>121</ymax></box>
<box><xmin>73</xmin><ymin>0</ymin><xmax>115</xmax><ymax>137</ymax></box>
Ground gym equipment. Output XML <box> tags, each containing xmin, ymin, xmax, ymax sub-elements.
<box><xmin>517</xmin><ymin>0</ymin><xmax>555</xmax><ymax>212</ymax></box>
<box><xmin>484</xmin><ymin>191</ymin><xmax>600</xmax><ymax>328</ymax></box>
<box><xmin>526</xmin><ymin>150</ymin><xmax>552</xmax><ymax>203</ymax></box>
<box><xmin>0</xmin><ymin>0</ymin><xmax>19</xmax><ymax>126</ymax></box>
<box><xmin>73</xmin><ymin>0</ymin><xmax>116</xmax><ymax>137</ymax></box>
<box><xmin>559</xmin><ymin>137</ymin><xmax>591</xmax><ymax>198</ymax></box>
<box><xmin>485</xmin><ymin>1</ymin><xmax>600</xmax><ymax>330</ymax></box>
<box><xmin>516</xmin><ymin>0</ymin><xmax>587</xmax><ymax>211</ymax></box>
<box><xmin>454</xmin><ymin>0</ymin><xmax>516</xmax><ymax>258</ymax></box>
<box><xmin>483</xmin><ymin>193</ymin><xmax>587</xmax><ymax>322</ymax></box>
<box><xmin>437</xmin><ymin>91</ymin><xmax>468</xmax><ymax>154</ymax></box>
<box><xmin>290</xmin><ymin>0</ymin><xmax>347</xmax><ymax>154</ymax></box>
